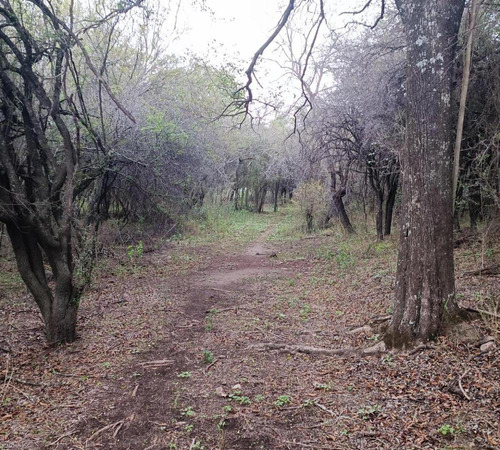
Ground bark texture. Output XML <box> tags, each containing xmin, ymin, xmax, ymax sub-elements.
<box><xmin>326</xmin><ymin>165</ymin><xmax>355</xmax><ymax>234</ymax></box>
<box><xmin>386</xmin><ymin>0</ymin><xmax>465</xmax><ymax>346</ymax></box>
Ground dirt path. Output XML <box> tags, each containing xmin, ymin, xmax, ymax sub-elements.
<box><xmin>72</xmin><ymin>223</ymin><xmax>499</xmax><ymax>450</ymax></box>
<box><xmin>78</xmin><ymin>224</ymin><xmax>295</xmax><ymax>449</ymax></box>
<box><xmin>2</xmin><ymin>216</ymin><xmax>498</xmax><ymax>450</ymax></box>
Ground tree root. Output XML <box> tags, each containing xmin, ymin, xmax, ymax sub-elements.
<box><xmin>248</xmin><ymin>342</ymin><xmax>353</xmax><ymax>355</ymax></box>
<box><xmin>248</xmin><ymin>342</ymin><xmax>387</xmax><ymax>356</ymax></box>
<box><xmin>464</xmin><ymin>307</ymin><xmax>500</xmax><ymax>320</ymax></box>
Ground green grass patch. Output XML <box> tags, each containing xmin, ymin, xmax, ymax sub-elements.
<box><xmin>182</xmin><ymin>204</ymin><xmax>272</xmax><ymax>244</ymax></box>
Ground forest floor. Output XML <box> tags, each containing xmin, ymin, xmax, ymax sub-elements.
<box><xmin>0</xmin><ymin>208</ymin><xmax>499</xmax><ymax>450</ymax></box>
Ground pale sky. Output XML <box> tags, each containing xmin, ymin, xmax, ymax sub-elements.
<box><xmin>160</xmin><ymin>0</ymin><xmax>380</xmax><ymax>112</ymax></box>
<box><xmin>167</xmin><ymin>0</ymin><xmax>296</xmax><ymax>62</ymax></box>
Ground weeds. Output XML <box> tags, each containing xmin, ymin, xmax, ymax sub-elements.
<box><xmin>184</xmin><ymin>205</ymin><xmax>271</xmax><ymax>244</ymax></box>
<box><xmin>177</xmin><ymin>371</ymin><xmax>192</xmax><ymax>379</ymax></box>
<box><xmin>358</xmin><ymin>404</ymin><xmax>381</xmax><ymax>420</ymax></box>
<box><xmin>205</xmin><ymin>308</ymin><xmax>217</xmax><ymax>332</ymax></box>
<box><xmin>202</xmin><ymin>350</ymin><xmax>214</xmax><ymax>364</ymax></box>
<box><xmin>438</xmin><ymin>424</ymin><xmax>464</xmax><ymax>437</ymax></box>
<box><xmin>181</xmin><ymin>406</ymin><xmax>195</xmax><ymax>417</ymax></box>
<box><xmin>127</xmin><ymin>240</ymin><xmax>144</xmax><ymax>264</ymax></box>
<box><xmin>300</xmin><ymin>303</ymin><xmax>311</xmax><ymax>320</ymax></box>
<box><xmin>335</xmin><ymin>246</ymin><xmax>355</xmax><ymax>270</ymax></box>
<box><xmin>476</xmin><ymin>291</ymin><xmax>499</xmax><ymax>337</ymax></box>
<box><xmin>228</xmin><ymin>392</ymin><xmax>251</xmax><ymax>405</ymax></box>
<box><xmin>274</xmin><ymin>395</ymin><xmax>291</xmax><ymax>407</ymax></box>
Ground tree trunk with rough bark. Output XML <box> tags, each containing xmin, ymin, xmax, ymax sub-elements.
<box><xmin>375</xmin><ymin>192</ymin><xmax>384</xmax><ymax>241</ymax></box>
<box><xmin>386</xmin><ymin>0</ymin><xmax>466</xmax><ymax>347</ymax></box>
<box><xmin>384</xmin><ymin>173</ymin><xmax>399</xmax><ymax>236</ymax></box>
<box><xmin>326</xmin><ymin>169</ymin><xmax>355</xmax><ymax>234</ymax></box>
<box><xmin>330</xmin><ymin>190</ymin><xmax>355</xmax><ymax>234</ymax></box>
<box><xmin>257</xmin><ymin>186</ymin><xmax>267</xmax><ymax>213</ymax></box>
<box><xmin>6</xmin><ymin>224</ymin><xmax>80</xmax><ymax>345</ymax></box>
<box><xmin>273</xmin><ymin>181</ymin><xmax>280</xmax><ymax>213</ymax></box>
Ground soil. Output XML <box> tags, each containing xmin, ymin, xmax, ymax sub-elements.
<box><xmin>0</xmin><ymin>218</ymin><xmax>499</xmax><ymax>450</ymax></box>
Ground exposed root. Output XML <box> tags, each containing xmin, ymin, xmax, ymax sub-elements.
<box><xmin>86</xmin><ymin>414</ymin><xmax>134</xmax><ymax>444</ymax></box>
<box><xmin>248</xmin><ymin>340</ymin><xmax>389</xmax><ymax>356</ymax></box>
<box><xmin>406</xmin><ymin>344</ymin><xmax>434</xmax><ymax>356</ymax></box>
<box><xmin>362</xmin><ymin>341</ymin><xmax>386</xmax><ymax>354</ymax></box>
<box><xmin>349</xmin><ymin>325</ymin><xmax>373</xmax><ymax>335</ymax></box>
<box><xmin>248</xmin><ymin>342</ymin><xmax>354</xmax><ymax>356</ymax></box>
<box><xmin>369</xmin><ymin>314</ymin><xmax>392</xmax><ymax>323</ymax></box>
<box><xmin>464</xmin><ymin>307</ymin><xmax>500</xmax><ymax>320</ymax></box>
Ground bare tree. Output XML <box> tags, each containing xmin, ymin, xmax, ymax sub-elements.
<box><xmin>0</xmin><ymin>0</ymin><xmax>143</xmax><ymax>345</ymax></box>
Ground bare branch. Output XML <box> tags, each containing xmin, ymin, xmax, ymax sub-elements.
<box><xmin>234</xmin><ymin>0</ymin><xmax>296</xmax><ymax>120</ymax></box>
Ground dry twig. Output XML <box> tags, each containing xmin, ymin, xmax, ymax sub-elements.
<box><xmin>47</xmin><ymin>430</ymin><xmax>76</xmax><ymax>447</ymax></box>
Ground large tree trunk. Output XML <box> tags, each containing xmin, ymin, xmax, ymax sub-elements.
<box><xmin>386</xmin><ymin>0</ymin><xmax>465</xmax><ymax>347</ymax></box>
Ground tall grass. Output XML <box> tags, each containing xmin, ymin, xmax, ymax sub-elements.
<box><xmin>182</xmin><ymin>204</ymin><xmax>272</xmax><ymax>243</ymax></box>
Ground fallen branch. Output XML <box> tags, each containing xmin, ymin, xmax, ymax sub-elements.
<box><xmin>205</xmin><ymin>304</ymin><xmax>259</xmax><ymax>314</ymax></box>
<box><xmin>0</xmin><ymin>375</ymin><xmax>45</xmax><ymax>387</ymax></box>
<box><xmin>204</xmin><ymin>358</ymin><xmax>220</xmax><ymax>374</ymax></box>
<box><xmin>47</xmin><ymin>430</ymin><xmax>76</xmax><ymax>447</ymax></box>
<box><xmin>448</xmin><ymin>367</ymin><xmax>473</xmax><ymax>400</ymax></box>
<box><xmin>282</xmin><ymin>440</ymin><xmax>339</xmax><ymax>449</ymax></box>
<box><xmin>112</xmin><ymin>421</ymin><xmax>124</xmax><ymax>438</ymax></box>
<box><xmin>463</xmin><ymin>264</ymin><xmax>500</xmax><ymax>277</ymax></box>
<box><xmin>138</xmin><ymin>359</ymin><xmax>174</xmax><ymax>369</ymax></box>
<box><xmin>314</xmin><ymin>401</ymin><xmax>335</xmax><ymax>416</ymax></box>
<box><xmin>248</xmin><ymin>343</ymin><xmax>354</xmax><ymax>356</ymax></box>
<box><xmin>458</xmin><ymin>368</ymin><xmax>471</xmax><ymax>401</ymax></box>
